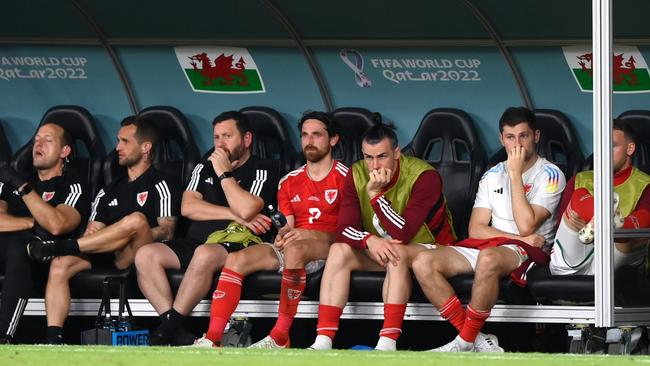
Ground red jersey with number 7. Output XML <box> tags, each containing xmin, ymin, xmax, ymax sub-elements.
<box><xmin>277</xmin><ymin>161</ymin><xmax>348</xmax><ymax>232</ymax></box>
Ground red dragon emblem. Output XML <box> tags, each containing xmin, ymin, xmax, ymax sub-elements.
<box><xmin>577</xmin><ymin>52</ymin><xmax>638</xmax><ymax>86</ymax></box>
<box><xmin>188</xmin><ymin>52</ymin><xmax>249</xmax><ymax>86</ymax></box>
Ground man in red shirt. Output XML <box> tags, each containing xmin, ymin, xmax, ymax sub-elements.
<box><xmin>309</xmin><ymin>122</ymin><xmax>456</xmax><ymax>351</ymax></box>
<box><xmin>194</xmin><ymin>111</ymin><xmax>347</xmax><ymax>348</ymax></box>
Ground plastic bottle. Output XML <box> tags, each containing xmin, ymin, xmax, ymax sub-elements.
<box><xmin>268</xmin><ymin>205</ymin><xmax>287</xmax><ymax>229</ymax></box>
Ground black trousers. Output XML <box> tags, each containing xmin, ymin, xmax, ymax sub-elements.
<box><xmin>0</xmin><ymin>231</ymin><xmax>49</xmax><ymax>338</ymax></box>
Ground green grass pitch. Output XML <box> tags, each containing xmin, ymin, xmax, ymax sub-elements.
<box><xmin>1</xmin><ymin>346</ymin><xmax>647</xmax><ymax>366</ymax></box>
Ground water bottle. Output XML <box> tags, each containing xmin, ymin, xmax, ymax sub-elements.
<box><xmin>268</xmin><ymin>205</ymin><xmax>287</xmax><ymax>229</ymax></box>
<box><xmin>102</xmin><ymin>314</ymin><xmax>116</xmax><ymax>331</ymax></box>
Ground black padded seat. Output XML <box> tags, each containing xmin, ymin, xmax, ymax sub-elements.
<box><xmin>0</xmin><ymin>120</ymin><xmax>11</xmax><ymax>168</ymax></box>
<box><xmin>402</xmin><ymin>108</ymin><xmax>487</xmax><ymax>240</ymax></box>
<box><xmin>526</xmin><ymin>265</ymin><xmax>650</xmax><ymax>306</ymax></box>
<box><xmin>346</xmin><ymin>271</ymin><xmax>532</xmax><ymax>304</ymax></box>
<box><xmin>526</xmin><ymin>265</ymin><xmax>595</xmax><ymax>304</ymax></box>
<box><xmin>103</xmin><ymin>106</ymin><xmax>199</xmax><ymax>186</ymax></box>
<box><xmin>11</xmin><ymin>105</ymin><xmax>106</xmax><ymax>198</ymax></box>
<box><xmin>160</xmin><ymin>269</ymin><xmax>323</xmax><ymax>301</ymax></box>
<box><xmin>487</xmin><ymin>109</ymin><xmax>584</xmax><ymax>178</ymax></box>
<box><xmin>69</xmin><ymin>267</ymin><xmax>136</xmax><ymax>299</ymax></box>
<box><xmin>332</xmin><ymin>107</ymin><xmax>377</xmax><ymax>167</ymax></box>
<box><xmin>619</xmin><ymin>110</ymin><xmax>650</xmax><ymax>174</ymax></box>
<box><xmin>240</xmin><ymin>106</ymin><xmax>296</xmax><ymax>176</ymax></box>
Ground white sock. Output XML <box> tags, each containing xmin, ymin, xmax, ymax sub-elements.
<box><xmin>309</xmin><ymin>335</ymin><xmax>333</xmax><ymax>350</ymax></box>
<box><xmin>374</xmin><ymin>336</ymin><xmax>397</xmax><ymax>351</ymax></box>
<box><xmin>550</xmin><ymin>219</ymin><xmax>593</xmax><ymax>275</ymax></box>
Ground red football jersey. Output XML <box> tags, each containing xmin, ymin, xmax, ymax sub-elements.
<box><xmin>277</xmin><ymin>161</ymin><xmax>348</xmax><ymax>232</ymax></box>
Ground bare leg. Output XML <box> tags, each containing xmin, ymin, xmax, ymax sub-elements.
<box><xmin>282</xmin><ymin>239</ymin><xmax>331</xmax><ymax>269</ymax></box>
<box><xmin>45</xmin><ymin>255</ymin><xmax>92</xmax><ymax>327</ymax></box>
<box><xmin>78</xmin><ymin>213</ymin><xmax>152</xmax><ymax>255</ymax></box>
<box><xmin>135</xmin><ymin>243</ymin><xmax>181</xmax><ymax>314</ymax></box>
<box><xmin>412</xmin><ymin>246</ymin><xmax>473</xmax><ymax>308</ymax></box>
<box><xmin>469</xmin><ymin>247</ymin><xmax>520</xmax><ymax>311</ymax></box>
<box><xmin>319</xmin><ymin>243</ymin><xmax>383</xmax><ymax>308</ymax></box>
<box><xmin>172</xmin><ymin>244</ymin><xmax>229</xmax><ymax>315</ymax></box>
<box><xmin>225</xmin><ymin>244</ymin><xmax>281</xmax><ymax>276</ymax></box>
<box><xmin>383</xmin><ymin>244</ymin><xmax>428</xmax><ymax>303</ymax></box>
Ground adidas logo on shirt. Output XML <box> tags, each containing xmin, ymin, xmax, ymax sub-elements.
<box><xmin>109</xmin><ymin>198</ymin><xmax>118</xmax><ymax>206</ymax></box>
<box><xmin>291</xmin><ymin>194</ymin><xmax>300</xmax><ymax>203</ymax></box>
<box><xmin>493</xmin><ymin>188</ymin><xmax>503</xmax><ymax>194</ymax></box>
<box><xmin>205</xmin><ymin>177</ymin><xmax>214</xmax><ymax>185</ymax></box>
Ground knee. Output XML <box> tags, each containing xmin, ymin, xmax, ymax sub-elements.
<box><xmin>49</xmin><ymin>258</ymin><xmax>75</xmax><ymax>282</ymax></box>
<box><xmin>475</xmin><ymin>249</ymin><xmax>502</xmax><ymax>275</ymax></box>
<box><xmin>326</xmin><ymin>242</ymin><xmax>354</xmax><ymax>266</ymax></box>
<box><xmin>191</xmin><ymin>244</ymin><xmax>224</xmax><ymax>272</ymax></box>
<box><xmin>224</xmin><ymin>249</ymin><xmax>248</xmax><ymax>272</ymax></box>
<box><xmin>122</xmin><ymin>212</ymin><xmax>149</xmax><ymax>232</ymax></box>
<box><xmin>283</xmin><ymin>242</ymin><xmax>307</xmax><ymax>266</ymax></box>
<box><xmin>412</xmin><ymin>251</ymin><xmax>437</xmax><ymax>279</ymax></box>
<box><xmin>134</xmin><ymin>245</ymin><xmax>160</xmax><ymax>271</ymax></box>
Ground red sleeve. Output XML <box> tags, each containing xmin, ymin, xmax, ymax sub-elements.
<box><xmin>370</xmin><ymin>170</ymin><xmax>440</xmax><ymax>243</ymax></box>
<box><xmin>556</xmin><ymin>175</ymin><xmax>576</xmax><ymax>227</ymax></box>
<box><xmin>336</xmin><ymin>172</ymin><xmax>372</xmax><ymax>249</ymax></box>
<box><xmin>277</xmin><ymin>177</ymin><xmax>293</xmax><ymax>217</ymax></box>
<box><xmin>624</xmin><ymin>185</ymin><xmax>650</xmax><ymax>228</ymax></box>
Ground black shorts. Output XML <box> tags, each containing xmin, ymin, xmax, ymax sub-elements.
<box><xmin>162</xmin><ymin>239</ymin><xmax>248</xmax><ymax>269</ymax></box>
<box><xmin>161</xmin><ymin>238</ymin><xmax>202</xmax><ymax>269</ymax></box>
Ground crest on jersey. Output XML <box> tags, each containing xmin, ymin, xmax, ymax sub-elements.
<box><xmin>42</xmin><ymin>191</ymin><xmax>55</xmax><ymax>202</ymax></box>
<box><xmin>325</xmin><ymin>189</ymin><xmax>338</xmax><ymax>204</ymax></box>
<box><xmin>287</xmin><ymin>288</ymin><xmax>302</xmax><ymax>300</ymax></box>
<box><xmin>137</xmin><ymin>191</ymin><xmax>149</xmax><ymax>207</ymax></box>
<box><xmin>524</xmin><ymin>183</ymin><xmax>534</xmax><ymax>195</ymax></box>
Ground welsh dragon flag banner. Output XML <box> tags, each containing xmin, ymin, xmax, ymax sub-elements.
<box><xmin>175</xmin><ymin>46</ymin><xmax>265</xmax><ymax>94</ymax></box>
<box><xmin>563</xmin><ymin>45</ymin><xmax>650</xmax><ymax>93</ymax></box>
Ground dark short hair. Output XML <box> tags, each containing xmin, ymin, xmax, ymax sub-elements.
<box><xmin>212</xmin><ymin>111</ymin><xmax>253</xmax><ymax>137</ymax></box>
<box><xmin>298</xmin><ymin>111</ymin><xmax>339</xmax><ymax>138</ymax></box>
<box><xmin>613</xmin><ymin>118</ymin><xmax>637</xmax><ymax>146</ymax></box>
<box><xmin>120</xmin><ymin>115</ymin><xmax>159</xmax><ymax>148</ymax></box>
<box><xmin>41</xmin><ymin>121</ymin><xmax>73</xmax><ymax>149</ymax></box>
<box><xmin>499</xmin><ymin>107</ymin><xmax>538</xmax><ymax>132</ymax></box>
<box><xmin>361</xmin><ymin>121</ymin><xmax>398</xmax><ymax>149</ymax></box>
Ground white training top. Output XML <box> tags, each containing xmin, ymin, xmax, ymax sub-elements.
<box><xmin>473</xmin><ymin>156</ymin><xmax>566</xmax><ymax>246</ymax></box>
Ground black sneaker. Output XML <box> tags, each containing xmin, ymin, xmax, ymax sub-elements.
<box><xmin>27</xmin><ymin>240</ymin><xmax>57</xmax><ymax>262</ymax></box>
<box><xmin>149</xmin><ymin>330</ymin><xmax>174</xmax><ymax>346</ymax></box>
<box><xmin>171</xmin><ymin>327</ymin><xmax>195</xmax><ymax>346</ymax></box>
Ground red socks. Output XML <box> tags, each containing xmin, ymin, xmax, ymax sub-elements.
<box><xmin>316</xmin><ymin>304</ymin><xmax>343</xmax><ymax>340</ymax></box>
<box><xmin>439</xmin><ymin>295</ymin><xmax>466</xmax><ymax>332</ymax></box>
<box><xmin>459</xmin><ymin>305</ymin><xmax>490</xmax><ymax>343</ymax></box>
<box><xmin>379</xmin><ymin>303</ymin><xmax>407</xmax><ymax>341</ymax></box>
<box><xmin>206</xmin><ymin>268</ymin><xmax>243</xmax><ymax>343</ymax></box>
<box><xmin>269</xmin><ymin>268</ymin><xmax>306</xmax><ymax>346</ymax></box>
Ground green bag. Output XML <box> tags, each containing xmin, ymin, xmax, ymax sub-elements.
<box><xmin>205</xmin><ymin>221</ymin><xmax>262</xmax><ymax>247</ymax></box>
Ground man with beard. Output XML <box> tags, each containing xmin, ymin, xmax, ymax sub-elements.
<box><xmin>142</xmin><ymin>111</ymin><xmax>278</xmax><ymax>346</ymax></box>
<box><xmin>192</xmin><ymin>111</ymin><xmax>346</xmax><ymax>348</ymax></box>
<box><xmin>27</xmin><ymin>115</ymin><xmax>181</xmax><ymax>344</ymax></box>
<box><xmin>550</xmin><ymin>119</ymin><xmax>650</xmax><ymax>276</ymax></box>
<box><xmin>0</xmin><ymin>122</ymin><xmax>88</xmax><ymax>343</ymax></box>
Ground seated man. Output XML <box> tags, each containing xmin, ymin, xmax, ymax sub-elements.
<box><xmin>412</xmin><ymin>107</ymin><xmax>566</xmax><ymax>352</ymax></box>
<box><xmin>550</xmin><ymin>118</ymin><xmax>650</xmax><ymax>275</ymax></box>
<box><xmin>194</xmin><ymin>111</ymin><xmax>347</xmax><ymax>348</ymax></box>
<box><xmin>27</xmin><ymin>115</ymin><xmax>181</xmax><ymax>344</ymax></box>
<box><xmin>0</xmin><ymin>122</ymin><xmax>89</xmax><ymax>343</ymax></box>
<box><xmin>309</xmin><ymin>122</ymin><xmax>456</xmax><ymax>351</ymax></box>
<box><xmin>137</xmin><ymin>111</ymin><xmax>277</xmax><ymax>345</ymax></box>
